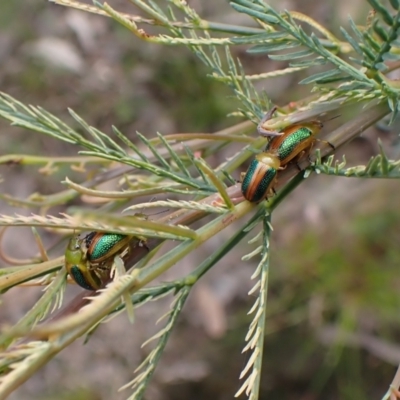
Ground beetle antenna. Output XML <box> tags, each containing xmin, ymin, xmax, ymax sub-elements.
<box><xmin>324</xmin><ymin>114</ymin><xmax>341</xmax><ymax>122</ymax></box>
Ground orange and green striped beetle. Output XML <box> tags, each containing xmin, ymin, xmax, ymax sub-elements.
<box><xmin>258</xmin><ymin>107</ymin><xmax>334</xmax><ymax>166</ymax></box>
<box><xmin>241</xmin><ymin>152</ymin><xmax>280</xmax><ymax>203</ymax></box>
<box><xmin>241</xmin><ymin>107</ymin><xmax>334</xmax><ymax>203</ymax></box>
<box><xmin>264</xmin><ymin>120</ymin><xmax>324</xmax><ymax>167</ymax></box>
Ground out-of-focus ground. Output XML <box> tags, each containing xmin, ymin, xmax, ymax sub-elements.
<box><xmin>2</xmin><ymin>1</ymin><xmax>400</xmax><ymax>399</ymax></box>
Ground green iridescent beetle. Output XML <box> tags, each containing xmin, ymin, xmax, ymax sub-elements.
<box><xmin>263</xmin><ymin>120</ymin><xmax>324</xmax><ymax>167</ymax></box>
<box><xmin>258</xmin><ymin>106</ymin><xmax>334</xmax><ymax>167</ymax></box>
<box><xmin>83</xmin><ymin>231</ymin><xmax>135</xmax><ymax>264</ymax></box>
<box><xmin>241</xmin><ymin>152</ymin><xmax>280</xmax><ymax>203</ymax></box>
<box><xmin>65</xmin><ymin>235</ymin><xmax>105</xmax><ymax>290</ymax></box>
<box><xmin>65</xmin><ymin>232</ymin><xmax>147</xmax><ymax>290</ymax></box>
<box><xmin>241</xmin><ymin>107</ymin><xmax>333</xmax><ymax>202</ymax></box>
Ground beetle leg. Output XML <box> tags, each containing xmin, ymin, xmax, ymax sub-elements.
<box><xmin>316</xmin><ymin>138</ymin><xmax>336</xmax><ymax>150</ymax></box>
<box><xmin>139</xmin><ymin>239</ymin><xmax>150</xmax><ymax>252</ymax></box>
<box><xmin>291</xmin><ymin>150</ymin><xmax>307</xmax><ymax>170</ymax></box>
<box><xmin>295</xmin><ymin>162</ymin><xmax>303</xmax><ymax>171</ymax></box>
<box><xmin>257</xmin><ymin>106</ymin><xmax>282</xmax><ymax>137</ymax></box>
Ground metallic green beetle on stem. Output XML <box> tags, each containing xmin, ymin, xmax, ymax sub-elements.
<box><xmin>241</xmin><ymin>152</ymin><xmax>280</xmax><ymax>203</ymax></box>
<box><xmin>241</xmin><ymin>106</ymin><xmax>333</xmax><ymax>203</ymax></box>
<box><xmin>65</xmin><ymin>231</ymin><xmax>147</xmax><ymax>290</ymax></box>
<box><xmin>65</xmin><ymin>235</ymin><xmax>104</xmax><ymax>290</ymax></box>
<box><xmin>264</xmin><ymin>121</ymin><xmax>323</xmax><ymax>167</ymax></box>
<box><xmin>258</xmin><ymin>106</ymin><xmax>334</xmax><ymax>167</ymax></box>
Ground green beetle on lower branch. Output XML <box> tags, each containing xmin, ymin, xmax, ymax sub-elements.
<box><xmin>83</xmin><ymin>232</ymin><xmax>138</xmax><ymax>264</ymax></box>
<box><xmin>65</xmin><ymin>231</ymin><xmax>147</xmax><ymax>290</ymax></box>
<box><xmin>65</xmin><ymin>235</ymin><xmax>104</xmax><ymax>290</ymax></box>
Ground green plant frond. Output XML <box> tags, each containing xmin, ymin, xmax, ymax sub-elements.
<box><xmin>109</xmin><ymin>283</ymin><xmax>183</xmax><ymax>316</ymax></box>
<box><xmin>0</xmin><ymin>93</ymin><xmax>77</xmax><ymax>145</ymax></box>
<box><xmin>23</xmin><ymin>202</ymin><xmax>253</xmax><ymax>339</ymax></box>
<box><xmin>236</xmin><ymin>214</ymin><xmax>271</xmax><ymax>400</ymax></box>
<box><xmin>136</xmin><ymin>132</ymin><xmax>173</xmax><ymax>171</ymax></box>
<box><xmin>313</xmin><ymin>150</ymin><xmax>347</xmax><ymax>171</ymax></box>
<box><xmin>247</xmin><ymin>229</ymin><xmax>263</xmax><ymax>244</ymax></box>
<box><xmin>315</xmin><ymin>155</ymin><xmax>400</xmax><ymax>178</ymax></box>
<box><xmin>0</xmin><ymin>270</ymin><xmax>67</xmax><ymax>349</ymax></box>
<box><xmin>98</xmin><ymin>0</ymin><xmax>233</xmax><ymax>45</ymax></box>
<box><xmin>0</xmin><ymin>93</ymin><xmax>122</xmax><ymax>153</ymax></box>
<box><xmin>4</xmin><ymin>0</ymin><xmax>400</xmax><ymax>398</ymax></box>
<box><xmin>268</xmin><ymin>48</ymin><xmax>315</xmax><ymax>61</ymax></box>
<box><xmin>227</xmin><ymin>48</ymin><xmax>269</xmax><ymax>120</ymax></box>
<box><xmin>0</xmin><ymin>154</ymin><xmax>105</xmax><ymax>169</ymax></box>
<box><xmin>108</xmin><ymin>271</ymin><xmax>178</xmax><ymax>331</ymax></box>
<box><xmin>345</xmin><ymin>1</ymin><xmax>400</xmax><ymax>93</ymax></box>
<box><xmin>97</xmin><ymin>271</ymin><xmax>179</xmax><ymax>327</ymax></box>
<box><xmin>73</xmin><ymin>212</ymin><xmax>198</xmax><ymax>240</ymax></box>
<box><xmin>0</xmin><ymin>257</ymin><xmax>64</xmax><ymax>293</ymax></box>
<box><xmin>152</xmin><ymin>132</ymin><xmax>253</xmax><ymax>146</ymax></box>
<box><xmin>182</xmin><ymin>146</ymin><xmax>210</xmax><ymax>185</ymax></box>
<box><xmin>30</xmin><ymin>274</ymin><xmax>139</xmax><ymax>339</ymax></box>
<box><xmin>124</xmin><ymin>0</ymin><xmax>169</xmax><ymax>25</ymax></box>
<box><xmin>112</xmin><ymin>127</ymin><xmax>149</xmax><ymax>162</ymax></box>
<box><xmin>229</xmin><ymin>0</ymin><xmax>397</xmax><ymax>106</ymax></box>
<box><xmin>157</xmin><ymin>133</ymin><xmax>191</xmax><ymax>178</ymax></box>
<box><xmin>0</xmin><ymin>188</ymin><xmax>78</xmax><ymax>208</ymax></box>
<box><xmin>108</xmin><ymin>136</ymin><xmax>234</xmax><ymax>202</ymax></box>
<box><xmin>0</xmin><ymin>213</ymin><xmax>196</xmax><ymax>241</ymax></box>
<box><xmin>78</xmin><ymin>146</ymin><xmax>217</xmax><ymax>193</ymax></box>
<box><xmin>288</xmin><ymin>11</ymin><xmax>344</xmax><ymax>48</ymax></box>
<box><xmin>63</xmin><ymin>176</ymin><xmax>181</xmax><ymax>200</ymax></box>
<box><xmin>190</xmin><ymin>39</ymin><xmax>269</xmax><ymax>121</ymax></box>
<box><xmin>68</xmin><ymin>109</ymin><xmax>108</xmax><ymax>150</ymax></box>
<box><xmin>50</xmin><ymin>0</ymin><xmax>268</xmax><ymax>35</ymax></box>
<box><xmin>299</xmin><ymin>68</ymin><xmax>344</xmax><ymax>85</ymax></box>
<box><xmin>314</xmin><ymin>141</ymin><xmax>400</xmax><ymax>178</ymax></box>
<box><xmin>231</xmin><ymin>31</ymin><xmax>289</xmax><ymax>45</ymax></box>
<box><xmin>242</xmin><ymin>246</ymin><xmax>263</xmax><ymax>261</ymax></box>
<box><xmin>193</xmin><ymin>158</ymin><xmax>235</xmax><ymax>209</ymax></box>
<box><xmin>243</xmin><ymin>212</ymin><xmax>266</xmax><ymax>234</ymax></box>
<box><xmin>220</xmin><ymin>169</ymin><xmax>237</xmax><ymax>186</ymax></box>
<box><xmin>0</xmin><ymin>341</ymin><xmax>53</xmax><ymax>398</ymax></box>
<box><xmin>0</xmin><ymin>278</ymin><xmax>141</xmax><ymax>395</ymax></box>
<box><xmin>124</xmin><ymin>199</ymin><xmax>228</xmax><ymax>214</ymax></box>
<box><xmin>50</xmin><ymin>0</ymin><xmax>156</xmax><ymax>25</ymax></box>
<box><xmin>177</xmin><ymin>212</ymin><xmax>261</xmax><ymax>284</ymax></box>
<box><xmin>0</xmin><ymin>93</ymin><xmax>227</xmax><ymax>195</ymax></box>
<box><xmin>340</xmin><ymin>25</ymin><xmax>363</xmax><ymax>55</ymax></box>
<box><xmin>248</xmin><ymin>40</ymin><xmax>300</xmax><ymax>54</ymax></box>
<box><xmin>126</xmin><ymin>200</ymin><xmax>255</xmax><ymax>289</ymax></box>
<box><xmin>158</xmin><ymin>187</ymin><xmax>221</xmax><ymax>196</ymax></box>
<box><xmin>120</xmin><ymin>287</ymin><xmax>190</xmax><ymax>400</ymax></box>
<box><xmin>212</xmin><ymin>65</ymin><xmax>309</xmax><ymax>82</ymax></box>
<box><xmin>111</xmin><ymin>257</ymin><xmax>136</xmax><ymax>323</ymax></box>
<box><xmin>47</xmin><ymin>0</ymin><xmax>400</xmax><ymax>120</ymax></box>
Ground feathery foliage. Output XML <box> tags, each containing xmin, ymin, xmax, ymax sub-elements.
<box><xmin>1</xmin><ymin>0</ymin><xmax>400</xmax><ymax>399</ymax></box>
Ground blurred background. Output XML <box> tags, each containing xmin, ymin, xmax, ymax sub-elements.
<box><xmin>2</xmin><ymin>0</ymin><xmax>400</xmax><ymax>399</ymax></box>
